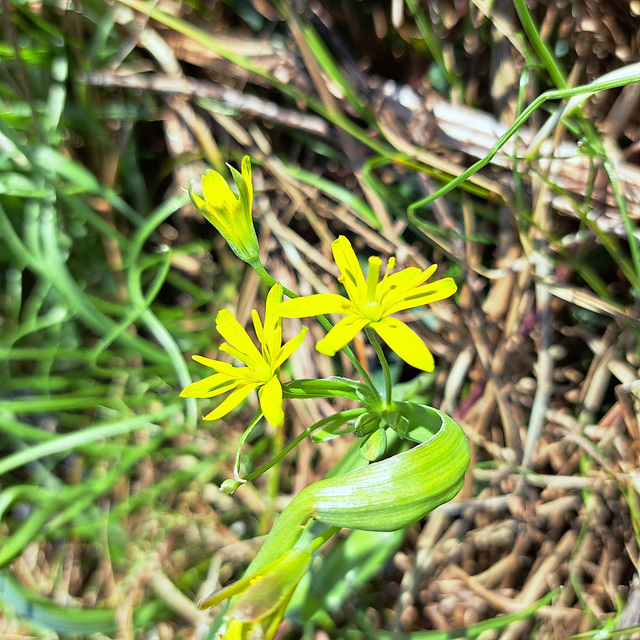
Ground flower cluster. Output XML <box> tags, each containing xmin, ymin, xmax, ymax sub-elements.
<box><xmin>184</xmin><ymin>157</ymin><xmax>457</xmax><ymax>429</ymax></box>
<box><xmin>183</xmin><ymin>157</ymin><xmax>463</xmax><ymax>640</ymax></box>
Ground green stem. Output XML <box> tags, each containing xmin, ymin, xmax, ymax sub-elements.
<box><xmin>241</xmin><ymin>408</ymin><xmax>365</xmax><ymax>484</ymax></box>
<box><xmin>309</xmin><ymin>525</ymin><xmax>341</xmax><ymax>553</ymax></box>
<box><xmin>250</xmin><ymin>259</ymin><xmax>381</xmax><ymax>401</ymax></box>
<box><xmin>512</xmin><ymin>0</ymin><xmax>567</xmax><ymax>89</ymax></box>
<box><xmin>233</xmin><ymin>410</ymin><xmax>263</xmax><ymax>480</ymax></box>
<box><xmin>365</xmin><ymin>327</ymin><xmax>392</xmax><ymax>407</ymax></box>
<box><xmin>407</xmin><ymin>71</ymin><xmax>640</xmax><ymax>216</ymax></box>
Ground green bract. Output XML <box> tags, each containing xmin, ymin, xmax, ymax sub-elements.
<box><xmin>189</xmin><ymin>156</ymin><xmax>260</xmax><ymax>266</ymax></box>
<box><xmin>248</xmin><ymin>403</ymin><xmax>469</xmax><ymax>570</ymax></box>
<box><xmin>204</xmin><ymin>404</ymin><xmax>469</xmax><ymax>639</ymax></box>
<box><xmin>200</xmin><ymin>547</ymin><xmax>312</xmax><ymax>640</ymax></box>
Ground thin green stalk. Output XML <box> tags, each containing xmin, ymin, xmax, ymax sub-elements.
<box><xmin>241</xmin><ymin>408</ymin><xmax>365</xmax><ymax>484</ymax></box>
<box><xmin>365</xmin><ymin>327</ymin><xmax>392</xmax><ymax>407</ymax></box>
<box><xmin>233</xmin><ymin>410</ymin><xmax>263</xmax><ymax>480</ymax></box>
<box><xmin>408</xmin><ymin>71</ymin><xmax>640</xmax><ymax>217</ymax></box>
<box><xmin>512</xmin><ymin>0</ymin><xmax>567</xmax><ymax>89</ymax></box>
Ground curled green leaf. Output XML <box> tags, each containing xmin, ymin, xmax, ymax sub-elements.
<box><xmin>250</xmin><ymin>403</ymin><xmax>469</xmax><ymax>569</ymax></box>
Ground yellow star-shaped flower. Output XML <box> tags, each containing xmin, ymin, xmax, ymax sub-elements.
<box><xmin>276</xmin><ymin>236</ymin><xmax>456</xmax><ymax>372</ymax></box>
<box><xmin>181</xmin><ymin>283</ymin><xmax>306</xmax><ymax>425</ymax></box>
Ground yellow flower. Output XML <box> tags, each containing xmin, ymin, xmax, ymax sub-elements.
<box><xmin>276</xmin><ymin>236</ymin><xmax>456</xmax><ymax>372</ymax></box>
<box><xmin>181</xmin><ymin>283</ymin><xmax>306</xmax><ymax>426</ymax></box>
<box><xmin>200</xmin><ymin>547</ymin><xmax>311</xmax><ymax>640</ymax></box>
<box><xmin>189</xmin><ymin>156</ymin><xmax>260</xmax><ymax>265</ymax></box>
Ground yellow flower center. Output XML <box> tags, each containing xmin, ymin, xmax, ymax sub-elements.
<box><xmin>359</xmin><ymin>256</ymin><xmax>396</xmax><ymax>321</ymax></box>
<box><xmin>362</xmin><ymin>300</ymin><xmax>382</xmax><ymax>321</ymax></box>
<box><xmin>253</xmin><ymin>361</ymin><xmax>273</xmax><ymax>382</ymax></box>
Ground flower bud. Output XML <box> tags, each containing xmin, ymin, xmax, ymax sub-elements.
<box><xmin>359</xmin><ymin>427</ymin><xmax>388</xmax><ymax>461</ymax></box>
<box><xmin>354</xmin><ymin>412</ymin><xmax>382</xmax><ymax>437</ymax></box>
<box><xmin>200</xmin><ymin>547</ymin><xmax>312</xmax><ymax>640</ymax></box>
<box><xmin>220</xmin><ymin>479</ymin><xmax>244</xmax><ymax>495</ymax></box>
<box><xmin>189</xmin><ymin>156</ymin><xmax>260</xmax><ymax>267</ymax></box>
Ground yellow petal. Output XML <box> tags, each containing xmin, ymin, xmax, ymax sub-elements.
<box><xmin>276</xmin><ymin>294</ymin><xmax>351</xmax><ymax>318</ymax></box>
<box><xmin>383</xmin><ymin>277</ymin><xmax>457</xmax><ymax>316</ymax></box>
<box><xmin>384</xmin><ymin>265</ymin><xmax>435</xmax><ymax>290</ymax></box>
<box><xmin>192</xmin><ymin>354</ymin><xmax>238</xmax><ymax>375</ymax></box>
<box><xmin>189</xmin><ymin>190</ymin><xmax>207</xmax><ymax>212</ymax></box>
<box><xmin>252</xmin><ymin>309</ymin><xmax>264</xmax><ymax>345</ymax></box>
<box><xmin>202</xmin><ymin>168</ymin><xmax>237</xmax><ymax>214</ymax></box>
<box><xmin>316</xmin><ymin>315</ymin><xmax>369</xmax><ymax>356</ymax></box>
<box><xmin>262</xmin><ymin>283</ymin><xmax>283</xmax><ymax>361</ymax></box>
<box><xmin>272</xmin><ymin>327</ymin><xmax>307</xmax><ymax>370</ymax></box>
<box><xmin>216</xmin><ymin>309</ymin><xmax>264</xmax><ymax>367</ymax></box>
<box><xmin>371</xmin><ymin>318</ymin><xmax>435</xmax><ymax>372</ymax></box>
<box><xmin>331</xmin><ymin>236</ymin><xmax>366</xmax><ymax>302</ymax></box>
<box><xmin>180</xmin><ymin>373</ymin><xmax>237</xmax><ymax>398</ymax></box>
<box><xmin>229</xmin><ymin>156</ymin><xmax>253</xmax><ymax>225</ymax></box>
<box><xmin>203</xmin><ymin>383</ymin><xmax>260</xmax><ymax>421</ymax></box>
<box><xmin>258</xmin><ymin>376</ymin><xmax>284</xmax><ymax>426</ymax></box>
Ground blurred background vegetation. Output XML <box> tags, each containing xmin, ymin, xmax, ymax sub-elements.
<box><xmin>1</xmin><ymin>0</ymin><xmax>640</xmax><ymax>638</ymax></box>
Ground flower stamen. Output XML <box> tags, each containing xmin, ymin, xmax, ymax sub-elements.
<box><xmin>366</xmin><ymin>256</ymin><xmax>382</xmax><ymax>303</ymax></box>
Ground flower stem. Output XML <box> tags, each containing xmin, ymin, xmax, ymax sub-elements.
<box><xmin>250</xmin><ymin>260</ymin><xmax>381</xmax><ymax>401</ymax></box>
<box><xmin>234</xmin><ymin>410</ymin><xmax>263</xmax><ymax>480</ymax></box>
<box><xmin>241</xmin><ymin>408</ymin><xmax>366</xmax><ymax>483</ymax></box>
<box><xmin>309</xmin><ymin>525</ymin><xmax>341</xmax><ymax>553</ymax></box>
<box><xmin>365</xmin><ymin>327</ymin><xmax>392</xmax><ymax>407</ymax></box>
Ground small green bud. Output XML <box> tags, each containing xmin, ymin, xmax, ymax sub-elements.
<box><xmin>359</xmin><ymin>427</ymin><xmax>388</xmax><ymax>461</ymax></box>
<box><xmin>221</xmin><ymin>478</ymin><xmax>244</xmax><ymax>495</ymax></box>
<box><xmin>384</xmin><ymin>411</ymin><xmax>410</xmax><ymax>437</ymax></box>
<box><xmin>394</xmin><ymin>415</ymin><xmax>410</xmax><ymax>437</ymax></box>
<box><xmin>354</xmin><ymin>412</ymin><xmax>382</xmax><ymax>437</ymax></box>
